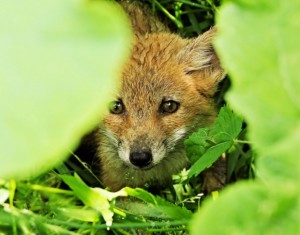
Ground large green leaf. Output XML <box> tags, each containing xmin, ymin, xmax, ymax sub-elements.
<box><xmin>190</xmin><ymin>0</ymin><xmax>300</xmax><ymax>234</ymax></box>
<box><xmin>216</xmin><ymin>0</ymin><xmax>300</xmax><ymax>185</ymax></box>
<box><xmin>190</xmin><ymin>182</ymin><xmax>300</xmax><ymax>235</ymax></box>
<box><xmin>215</xmin><ymin>0</ymin><xmax>300</xmax><ymax>182</ymax></box>
<box><xmin>0</xmin><ymin>0</ymin><xmax>131</xmax><ymax>179</ymax></box>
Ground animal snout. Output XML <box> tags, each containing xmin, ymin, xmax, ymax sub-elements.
<box><xmin>129</xmin><ymin>151</ymin><xmax>153</xmax><ymax>168</ymax></box>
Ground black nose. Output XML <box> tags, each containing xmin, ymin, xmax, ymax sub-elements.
<box><xmin>129</xmin><ymin>151</ymin><xmax>153</xmax><ymax>168</ymax></box>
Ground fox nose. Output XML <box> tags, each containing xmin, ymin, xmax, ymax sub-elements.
<box><xmin>129</xmin><ymin>151</ymin><xmax>153</xmax><ymax>168</ymax></box>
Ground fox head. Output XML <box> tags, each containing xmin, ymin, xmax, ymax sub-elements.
<box><xmin>97</xmin><ymin>28</ymin><xmax>226</xmax><ymax>191</ymax></box>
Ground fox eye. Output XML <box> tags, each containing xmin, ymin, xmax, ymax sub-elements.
<box><xmin>109</xmin><ymin>100</ymin><xmax>125</xmax><ymax>114</ymax></box>
<box><xmin>160</xmin><ymin>100</ymin><xmax>179</xmax><ymax>114</ymax></box>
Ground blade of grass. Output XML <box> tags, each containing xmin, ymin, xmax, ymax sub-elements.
<box><xmin>184</xmin><ymin>5</ymin><xmax>201</xmax><ymax>34</ymax></box>
<box><xmin>176</xmin><ymin>0</ymin><xmax>210</xmax><ymax>10</ymax></box>
<box><xmin>150</xmin><ymin>0</ymin><xmax>183</xmax><ymax>28</ymax></box>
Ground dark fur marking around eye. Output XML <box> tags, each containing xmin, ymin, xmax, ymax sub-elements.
<box><xmin>199</xmin><ymin>91</ymin><xmax>213</xmax><ymax>99</ymax></box>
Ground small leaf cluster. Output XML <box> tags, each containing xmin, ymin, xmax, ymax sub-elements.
<box><xmin>185</xmin><ymin>106</ymin><xmax>243</xmax><ymax>178</ymax></box>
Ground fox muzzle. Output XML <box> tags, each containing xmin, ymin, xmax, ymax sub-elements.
<box><xmin>129</xmin><ymin>151</ymin><xmax>153</xmax><ymax>169</ymax></box>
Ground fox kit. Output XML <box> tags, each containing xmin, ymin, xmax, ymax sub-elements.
<box><xmin>80</xmin><ymin>2</ymin><xmax>226</xmax><ymax>192</ymax></box>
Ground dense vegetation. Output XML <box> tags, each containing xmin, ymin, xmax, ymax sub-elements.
<box><xmin>1</xmin><ymin>0</ymin><xmax>299</xmax><ymax>234</ymax></box>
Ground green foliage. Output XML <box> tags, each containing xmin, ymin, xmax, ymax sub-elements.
<box><xmin>185</xmin><ymin>107</ymin><xmax>243</xmax><ymax>178</ymax></box>
<box><xmin>191</xmin><ymin>182</ymin><xmax>300</xmax><ymax>234</ymax></box>
<box><xmin>125</xmin><ymin>187</ymin><xmax>193</xmax><ymax>220</ymax></box>
<box><xmin>190</xmin><ymin>0</ymin><xmax>300</xmax><ymax>234</ymax></box>
<box><xmin>0</xmin><ymin>173</ymin><xmax>190</xmax><ymax>234</ymax></box>
<box><xmin>60</xmin><ymin>174</ymin><xmax>127</xmax><ymax>227</ymax></box>
<box><xmin>0</xmin><ymin>0</ymin><xmax>131</xmax><ymax>179</ymax></box>
<box><xmin>61</xmin><ymin>174</ymin><xmax>192</xmax><ymax>225</ymax></box>
<box><xmin>3</xmin><ymin>0</ymin><xmax>299</xmax><ymax>234</ymax></box>
<box><xmin>148</xmin><ymin>0</ymin><xmax>220</xmax><ymax>35</ymax></box>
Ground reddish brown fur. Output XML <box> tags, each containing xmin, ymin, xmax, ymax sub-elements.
<box><xmin>93</xmin><ymin>2</ymin><xmax>226</xmax><ymax>191</ymax></box>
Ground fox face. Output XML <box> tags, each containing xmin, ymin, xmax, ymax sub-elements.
<box><xmin>97</xmin><ymin>29</ymin><xmax>225</xmax><ymax>191</ymax></box>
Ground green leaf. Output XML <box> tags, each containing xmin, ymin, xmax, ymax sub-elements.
<box><xmin>60</xmin><ymin>174</ymin><xmax>127</xmax><ymax>226</ymax></box>
<box><xmin>188</xmin><ymin>141</ymin><xmax>232</xmax><ymax>178</ymax></box>
<box><xmin>214</xmin><ymin>0</ymin><xmax>300</xmax><ymax>182</ymax></box>
<box><xmin>190</xmin><ymin>0</ymin><xmax>300</xmax><ymax>234</ymax></box>
<box><xmin>0</xmin><ymin>0</ymin><xmax>131</xmax><ymax>179</ymax></box>
<box><xmin>184</xmin><ymin>128</ymin><xmax>210</xmax><ymax>164</ymax></box>
<box><xmin>124</xmin><ymin>187</ymin><xmax>157</xmax><ymax>205</ymax></box>
<box><xmin>185</xmin><ymin>106</ymin><xmax>242</xmax><ymax>177</ymax></box>
<box><xmin>153</xmin><ymin>196</ymin><xmax>193</xmax><ymax>220</ymax></box>
<box><xmin>190</xmin><ymin>182</ymin><xmax>300</xmax><ymax>235</ymax></box>
<box><xmin>210</xmin><ymin>107</ymin><xmax>243</xmax><ymax>142</ymax></box>
<box><xmin>56</xmin><ymin>207</ymin><xmax>99</xmax><ymax>222</ymax></box>
<box><xmin>0</xmin><ymin>208</ymin><xmax>13</xmax><ymax>226</ymax></box>
<box><xmin>124</xmin><ymin>187</ymin><xmax>193</xmax><ymax>220</ymax></box>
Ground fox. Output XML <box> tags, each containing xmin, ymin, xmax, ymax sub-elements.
<box><xmin>77</xmin><ymin>1</ymin><xmax>227</xmax><ymax>193</ymax></box>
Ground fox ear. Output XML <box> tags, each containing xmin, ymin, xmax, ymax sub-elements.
<box><xmin>178</xmin><ymin>28</ymin><xmax>226</xmax><ymax>96</ymax></box>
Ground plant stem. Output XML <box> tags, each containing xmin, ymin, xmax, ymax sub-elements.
<box><xmin>151</xmin><ymin>0</ymin><xmax>183</xmax><ymax>28</ymax></box>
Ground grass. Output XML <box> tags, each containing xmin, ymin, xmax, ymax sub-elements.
<box><xmin>147</xmin><ymin>0</ymin><xmax>221</xmax><ymax>36</ymax></box>
<box><xmin>0</xmin><ymin>1</ymin><xmax>254</xmax><ymax>234</ymax></box>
